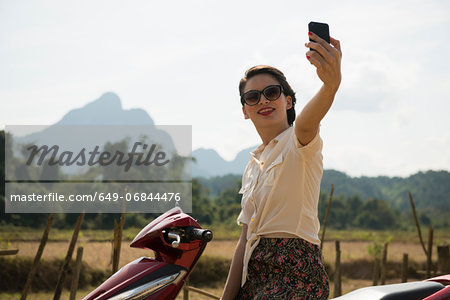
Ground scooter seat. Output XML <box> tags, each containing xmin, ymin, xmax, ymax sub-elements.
<box><xmin>332</xmin><ymin>281</ymin><xmax>444</xmax><ymax>300</ymax></box>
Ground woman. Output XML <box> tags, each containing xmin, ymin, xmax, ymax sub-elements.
<box><xmin>221</xmin><ymin>31</ymin><xmax>342</xmax><ymax>300</ymax></box>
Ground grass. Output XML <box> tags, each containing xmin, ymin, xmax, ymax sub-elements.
<box><xmin>0</xmin><ymin>227</ymin><xmax>140</xmax><ymax>243</ymax></box>
<box><xmin>322</xmin><ymin>228</ymin><xmax>450</xmax><ymax>244</ymax></box>
<box><xmin>2</xmin><ymin>225</ymin><xmax>448</xmax><ymax>271</ymax></box>
<box><xmin>2</xmin><ymin>225</ymin><xmax>449</xmax><ymax>244</ymax></box>
<box><xmin>5</xmin><ymin>239</ymin><xmax>437</xmax><ymax>275</ymax></box>
<box><xmin>0</xmin><ymin>223</ymin><xmax>242</xmax><ymax>243</ymax></box>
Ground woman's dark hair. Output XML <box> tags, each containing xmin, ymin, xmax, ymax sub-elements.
<box><xmin>239</xmin><ymin>65</ymin><xmax>297</xmax><ymax>126</ymax></box>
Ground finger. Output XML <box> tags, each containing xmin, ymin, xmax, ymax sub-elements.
<box><xmin>307</xmin><ymin>31</ymin><xmax>337</xmax><ymax>63</ymax></box>
<box><xmin>308</xmin><ymin>31</ymin><xmax>333</xmax><ymax>52</ymax></box>
<box><xmin>330</xmin><ymin>37</ymin><xmax>342</xmax><ymax>56</ymax></box>
<box><xmin>305</xmin><ymin>42</ymin><xmax>334</xmax><ymax>65</ymax></box>
<box><xmin>306</xmin><ymin>52</ymin><xmax>323</xmax><ymax>70</ymax></box>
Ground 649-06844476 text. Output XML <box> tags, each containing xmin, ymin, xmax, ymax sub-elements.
<box><xmin>8</xmin><ymin>192</ymin><xmax>182</xmax><ymax>202</ymax></box>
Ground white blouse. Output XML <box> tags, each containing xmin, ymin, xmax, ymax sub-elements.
<box><xmin>237</xmin><ymin>126</ymin><xmax>324</xmax><ymax>286</ymax></box>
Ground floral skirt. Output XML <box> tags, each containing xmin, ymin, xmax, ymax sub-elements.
<box><xmin>236</xmin><ymin>238</ymin><xmax>329</xmax><ymax>300</ymax></box>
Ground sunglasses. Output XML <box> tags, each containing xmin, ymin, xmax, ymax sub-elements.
<box><xmin>241</xmin><ymin>85</ymin><xmax>284</xmax><ymax>106</ymax></box>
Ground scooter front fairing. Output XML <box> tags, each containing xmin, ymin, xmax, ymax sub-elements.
<box><xmin>83</xmin><ymin>207</ymin><xmax>212</xmax><ymax>300</ymax></box>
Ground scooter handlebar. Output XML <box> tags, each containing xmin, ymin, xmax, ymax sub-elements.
<box><xmin>185</xmin><ymin>227</ymin><xmax>213</xmax><ymax>242</ymax></box>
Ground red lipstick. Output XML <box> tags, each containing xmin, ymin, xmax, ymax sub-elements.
<box><xmin>257</xmin><ymin>107</ymin><xmax>275</xmax><ymax>116</ymax></box>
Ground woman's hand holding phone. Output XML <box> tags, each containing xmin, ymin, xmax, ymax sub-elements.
<box><xmin>305</xmin><ymin>23</ymin><xmax>342</xmax><ymax>93</ymax></box>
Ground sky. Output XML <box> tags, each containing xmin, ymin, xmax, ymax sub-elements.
<box><xmin>1</xmin><ymin>0</ymin><xmax>449</xmax><ymax>177</ymax></box>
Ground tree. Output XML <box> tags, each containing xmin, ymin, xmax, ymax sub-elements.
<box><xmin>356</xmin><ymin>198</ymin><xmax>397</xmax><ymax>230</ymax></box>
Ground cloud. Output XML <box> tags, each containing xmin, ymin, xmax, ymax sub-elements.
<box><xmin>335</xmin><ymin>48</ymin><xmax>420</xmax><ymax>113</ymax></box>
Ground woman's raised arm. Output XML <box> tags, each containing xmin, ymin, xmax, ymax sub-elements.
<box><xmin>295</xmin><ymin>33</ymin><xmax>342</xmax><ymax>146</ymax></box>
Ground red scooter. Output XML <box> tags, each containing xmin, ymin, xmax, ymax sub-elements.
<box><xmin>83</xmin><ymin>207</ymin><xmax>213</xmax><ymax>300</ymax></box>
<box><xmin>331</xmin><ymin>274</ymin><xmax>450</xmax><ymax>300</ymax></box>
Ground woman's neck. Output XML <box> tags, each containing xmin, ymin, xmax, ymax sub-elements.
<box><xmin>256</xmin><ymin>123</ymin><xmax>289</xmax><ymax>146</ymax></box>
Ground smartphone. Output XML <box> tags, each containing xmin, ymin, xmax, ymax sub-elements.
<box><xmin>308</xmin><ymin>21</ymin><xmax>330</xmax><ymax>49</ymax></box>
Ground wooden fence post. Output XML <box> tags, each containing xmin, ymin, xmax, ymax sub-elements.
<box><xmin>333</xmin><ymin>240</ymin><xmax>341</xmax><ymax>297</ymax></box>
<box><xmin>437</xmin><ymin>245</ymin><xmax>450</xmax><ymax>273</ymax></box>
<box><xmin>401</xmin><ymin>253</ymin><xmax>408</xmax><ymax>283</ymax></box>
<box><xmin>21</xmin><ymin>213</ymin><xmax>54</xmax><ymax>300</ymax></box>
<box><xmin>184</xmin><ymin>276</ymin><xmax>189</xmax><ymax>300</ymax></box>
<box><xmin>426</xmin><ymin>226</ymin><xmax>433</xmax><ymax>278</ymax></box>
<box><xmin>320</xmin><ymin>184</ymin><xmax>334</xmax><ymax>253</ymax></box>
<box><xmin>112</xmin><ymin>220</ymin><xmax>120</xmax><ymax>273</ymax></box>
<box><xmin>53</xmin><ymin>213</ymin><xmax>84</xmax><ymax>300</ymax></box>
<box><xmin>372</xmin><ymin>258</ymin><xmax>380</xmax><ymax>286</ymax></box>
<box><xmin>381</xmin><ymin>242</ymin><xmax>388</xmax><ymax>285</ymax></box>
<box><xmin>112</xmin><ymin>186</ymin><xmax>127</xmax><ymax>274</ymax></box>
<box><xmin>69</xmin><ymin>247</ymin><xmax>83</xmax><ymax>300</ymax></box>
